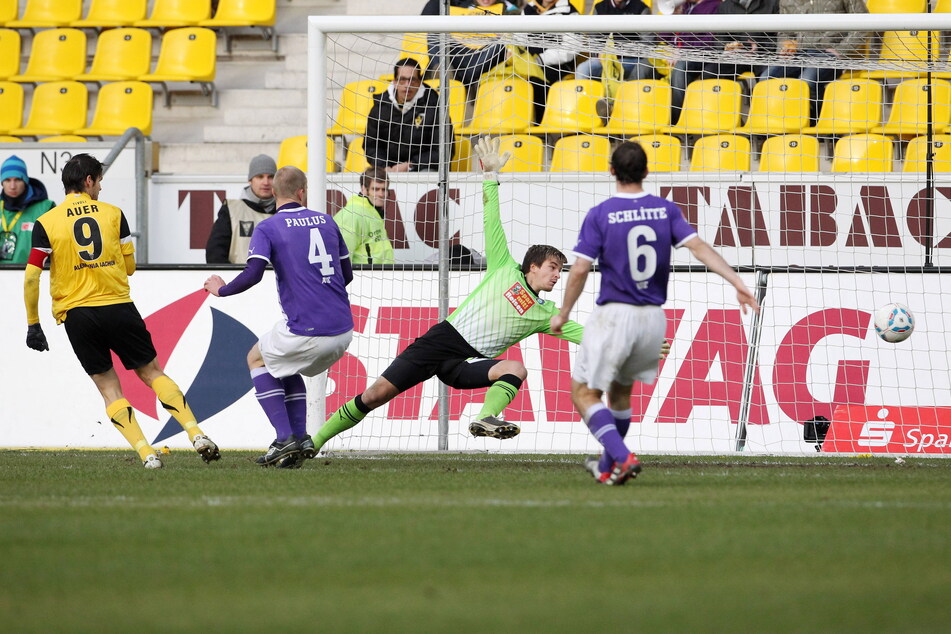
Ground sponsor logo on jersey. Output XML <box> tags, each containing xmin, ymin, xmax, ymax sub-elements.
<box><xmin>504</xmin><ymin>282</ymin><xmax>535</xmax><ymax>315</ymax></box>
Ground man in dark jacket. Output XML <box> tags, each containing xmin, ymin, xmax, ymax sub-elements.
<box><xmin>205</xmin><ymin>154</ymin><xmax>277</xmax><ymax>264</ymax></box>
<box><xmin>365</xmin><ymin>58</ymin><xmax>451</xmax><ymax>173</ymax></box>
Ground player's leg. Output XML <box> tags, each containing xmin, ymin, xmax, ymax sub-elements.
<box><xmin>90</xmin><ymin>369</ymin><xmax>162</xmax><ymax>468</ymax></box>
<box><xmin>247</xmin><ymin>342</ymin><xmax>300</xmax><ymax>466</ymax></box>
<box><xmin>572</xmin><ymin>379</ymin><xmax>636</xmax><ymax>478</ymax></box>
<box><xmin>291</xmin><ymin>330</ymin><xmax>353</xmax><ymax>462</ymax></box>
<box><xmin>601</xmin><ymin>381</ymin><xmax>634</xmax><ymax>474</ymax></box>
<box><xmin>312</xmin><ymin>375</ymin><xmax>402</xmax><ymax>451</ymax></box>
<box><xmin>443</xmin><ymin>358</ymin><xmax>525</xmax><ymax>439</ymax></box>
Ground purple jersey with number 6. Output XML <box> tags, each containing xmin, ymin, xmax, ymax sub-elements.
<box><xmin>571</xmin><ymin>192</ymin><xmax>697</xmax><ymax>306</ymax></box>
<box><xmin>248</xmin><ymin>204</ymin><xmax>353</xmax><ymax>336</ymax></box>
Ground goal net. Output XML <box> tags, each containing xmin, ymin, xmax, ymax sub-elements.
<box><xmin>307</xmin><ymin>12</ymin><xmax>951</xmax><ymax>457</ymax></box>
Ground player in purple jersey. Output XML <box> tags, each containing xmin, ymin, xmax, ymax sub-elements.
<box><xmin>204</xmin><ymin>166</ymin><xmax>355</xmax><ymax>468</ymax></box>
<box><xmin>551</xmin><ymin>141</ymin><xmax>759</xmax><ymax>485</ymax></box>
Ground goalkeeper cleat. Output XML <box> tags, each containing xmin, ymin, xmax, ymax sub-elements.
<box><xmin>143</xmin><ymin>454</ymin><xmax>163</xmax><ymax>469</ymax></box>
<box><xmin>469</xmin><ymin>416</ymin><xmax>520</xmax><ymax>439</ymax></box>
<box><xmin>192</xmin><ymin>434</ymin><xmax>220</xmax><ymax>463</ymax></box>
<box><xmin>583</xmin><ymin>454</ymin><xmax>611</xmax><ymax>483</ymax></box>
<box><xmin>603</xmin><ymin>453</ymin><xmax>642</xmax><ymax>486</ymax></box>
<box><xmin>298</xmin><ymin>434</ymin><xmax>317</xmax><ymax>460</ymax></box>
<box><xmin>255</xmin><ymin>437</ymin><xmax>300</xmax><ymax>467</ymax></box>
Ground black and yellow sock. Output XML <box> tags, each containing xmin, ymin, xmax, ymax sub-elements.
<box><xmin>476</xmin><ymin>374</ymin><xmax>523</xmax><ymax>419</ymax></box>
<box><xmin>152</xmin><ymin>375</ymin><xmax>203</xmax><ymax>441</ymax></box>
<box><xmin>314</xmin><ymin>394</ymin><xmax>371</xmax><ymax>450</ymax></box>
<box><xmin>106</xmin><ymin>398</ymin><xmax>154</xmax><ymax>462</ymax></box>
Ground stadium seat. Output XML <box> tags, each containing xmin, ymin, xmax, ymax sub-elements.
<box><xmin>497</xmin><ymin>134</ymin><xmax>545</xmax><ymax>172</ymax></box>
<box><xmin>689</xmin><ymin>134</ymin><xmax>751</xmax><ymax>171</ymax></box>
<box><xmin>758</xmin><ymin>134</ymin><xmax>821</xmax><ymax>172</ymax></box>
<box><xmin>831</xmin><ymin>133</ymin><xmax>894</xmax><ymax>172</ymax></box>
<box><xmin>867</xmin><ymin>0</ymin><xmax>926</xmax><ymax>10</ymax></box>
<box><xmin>398</xmin><ymin>33</ymin><xmax>430</xmax><ymax>71</ymax></box>
<box><xmin>423</xmin><ymin>78</ymin><xmax>466</xmax><ymax>132</ymax></box>
<box><xmin>328</xmin><ymin>79</ymin><xmax>388</xmax><ymax>136</ymax></box>
<box><xmin>458</xmin><ymin>77</ymin><xmax>534</xmax><ymax>135</ymax></box>
<box><xmin>0</xmin><ymin>135</ymin><xmax>23</xmax><ymax>142</ymax></box>
<box><xmin>135</xmin><ymin>0</ymin><xmax>212</xmax><ymax>28</ymax></box>
<box><xmin>550</xmin><ymin>135</ymin><xmax>611</xmax><ymax>172</ymax></box>
<box><xmin>0</xmin><ymin>0</ymin><xmax>16</xmax><ymax>25</ymax></box>
<box><xmin>451</xmin><ymin>136</ymin><xmax>472</xmax><ymax>172</ymax></box>
<box><xmin>902</xmin><ymin>134</ymin><xmax>951</xmax><ymax>172</ymax></box>
<box><xmin>629</xmin><ymin>134</ymin><xmax>683</xmax><ymax>172</ymax></box>
<box><xmin>327</xmin><ymin>136</ymin><xmax>337</xmax><ymax>172</ymax></box>
<box><xmin>802</xmin><ymin>79</ymin><xmax>884</xmax><ymax>135</ymax></box>
<box><xmin>139</xmin><ymin>27</ymin><xmax>218</xmax><ymax>107</ymax></box>
<box><xmin>0</xmin><ymin>81</ymin><xmax>24</xmax><ymax>134</ymax></box>
<box><xmin>38</xmin><ymin>135</ymin><xmax>86</xmax><ymax>142</ymax></box>
<box><xmin>76</xmin><ymin>81</ymin><xmax>153</xmax><ymax>137</ymax></box>
<box><xmin>344</xmin><ymin>137</ymin><xmax>370</xmax><ymax>173</ymax></box>
<box><xmin>7</xmin><ymin>0</ymin><xmax>81</xmax><ymax>28</ymax></box>
<box><xmin>664</xmin><ymin>79</ymin><xmax>744</xmax><ymax>135</ymax></box>
<box><xmin>862</xmin><ymin>30</ymin><xmax>940</xmax><ymax>80</ymax></box>
<box><xmin>199</xmin><ymin>0</ymin><xmax>276</xmax><ymax>53</ymax></box>
<box><xmin>9</xmin><ymin>81</ymin><xmax>88</xmax><ymax>137</ymax></box>
<box><xmin>871</xmin><ymin>78</ymin><xmax>951</xmax><ymax>137</ymax></box>
<box><xmin>0</xmin><ymin>28</ymin><xmax>19</xmax><ymax>80</ymax></box>
<box><xmin>593</xmin><ymin>79</ymin><xmax>671</xmax><ymax>136</ymax></box>
<box><xmin>278</xmin><ymin>134</ymin><xmax>308</xmax><ymax>170</ymax></box>
<box><xmin>9</xmin><ymin>28</ymin><xmax>87</xmax><ymax>83</ymax></box>
<box><xmin>71</xmin><ymin>0</ymin><xmax>147</xmax><ymax>27</ymax></box>
<box><xmin>736</xmin><ymin>78</ymin><xmax>811</xmax><ymax>135</ymax></box>
<box><xmin>528</xmin><ymin>79</ymin><xmax>605</xmax><ymax>134</ymax></box>
<box><xmin>76</xmin><ymin>28</ymin><xmax>152</xmax><ymax>82</ymax></box>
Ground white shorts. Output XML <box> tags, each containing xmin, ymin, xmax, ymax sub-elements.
<box><xmin>259</xmin><ymin>320</ymin><xmax>353</xmax><ymax>379</ymax></box>
<box><xmin>572</xmin><ymin>303</ymin><xmax>666</xmax><ymax>392</ymax></box>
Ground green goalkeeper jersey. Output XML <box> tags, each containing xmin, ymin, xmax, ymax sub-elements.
<box><xmin>446</xmin><ymin>180</ymin><xmax>584</xmax><ymax>358</ymax></box>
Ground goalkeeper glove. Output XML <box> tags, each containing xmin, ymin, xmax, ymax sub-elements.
<box><xmin>473</xmin><ymin>137</ymin><xmax>511</xmax><ymax>182</ymax></box>
<box><xmin>659</xmin><ymin>338</ymin><xmax>671</xmax><ymax>360</ymax></box>
<box><xmin>26</xmin><ymin>323</ymin><xmax>49</xmax><ymax>352</ymax></box>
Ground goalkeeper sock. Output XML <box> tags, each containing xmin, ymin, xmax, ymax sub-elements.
<box><xmin>282</xmin><ymin>374</ymin><xmax>308</xmax><ymax>438</ymax></box>
<box><xmin>314</xmin><ymin>394</ymin><xmax>371</xmax><ymax>450</ymax></box>
<box><xmin>151</xmin><ymin>375</ymin><xmax>203</xmax><ymax>442</ymax></box>
<box><xmin>475</xmin><ymin>374</ymin><xmax>523</xmax><ymax>419</ymax></box>
<box><xmin>107</xmin><ymin>398</ymin><xmax>155</xmax><ymax>462</ymax></box>
<box><xmin>251</xmin><ymin>367</ymin><xmax>292</xmax><ymax>442</ymax></box>
<box><xmin>585</xmin><ymin>403</ymin><xmax>630</xmax><ymax>465</ymax></box>
<box><xmin>600</xmin><ymin>408</ymin><xmax>632</xmax><ymax>473</ymax></box>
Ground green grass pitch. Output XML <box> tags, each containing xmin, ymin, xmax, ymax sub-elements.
<box><xmin>1</xmin><ymin>450</ymin><xmax>949</xmax><ymax>633</ymax></box>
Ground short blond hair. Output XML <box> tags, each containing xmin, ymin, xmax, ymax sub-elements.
<box><xmin>273</xmin><ymin>165</ymin><xmax>307</xmax><ymax>199</ymax></box>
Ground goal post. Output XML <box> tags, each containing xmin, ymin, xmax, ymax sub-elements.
<box><xmin>306</xmin><ymin>13</ymin><xmax>951</xmax><ymax>457</ymax></box>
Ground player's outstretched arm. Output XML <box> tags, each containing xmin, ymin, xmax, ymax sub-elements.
<box><xmin>473</xmin><ymin>136</ymin><xmax>511</xmax><ymax>182</ymax></box>
<box><xmin>203</xmin><ymin>258</ymin><xmax>267</xmax><ymax>297</ymax></box>
<box><xmin>685</xmin><ymin>237</ymin><xmax>760</xmax><ymax>314</ymax></box>
<box><xmin>23</xmin><ymin>263</ymin><xmax>49</xmax><ymax>351</ymax></box>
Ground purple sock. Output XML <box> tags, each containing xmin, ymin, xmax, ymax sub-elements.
<box><xmin>251</xmin><ymin>368</ymin><xmax>292</xmax><ymax>441</ymax></box>
<box><xmin>282</xmin><ymin>374</ymin><xmax>308</xmax><ymax>437</ymax></box>
<box><xmin>586</xmin><ymin>405</ymin><xmax>630</xmax><ymax>465</ymax></box>
<box><xmin>600</xmin><ymin>408</ymin><xmax>632</xmax><ymax>473</ymax></box>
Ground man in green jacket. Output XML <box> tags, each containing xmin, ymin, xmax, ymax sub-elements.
<box><xmin>334</xmin><ymin>167</ymin><xmax>395</xmax><ymax>265</ymax></box>
<box><xmin>1</xmin><ymin>155</ymin><xmax>55</xmax><ymax>264</ymax></box>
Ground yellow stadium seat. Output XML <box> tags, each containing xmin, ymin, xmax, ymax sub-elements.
<box><xmin>76</xmin><ymin>81</ymin><xmax>153</xmax><ymax>137</ymax></box>
<box><xmin>689</xmin><ymin>134</ymin><xmax>751</xmax><ymax>171</ymax></box>
<box><xmin>629</xmin><ymin>134</ymin><xmax>683</xmax><ymax>172</ymax></box>
<box><xmin>76</xmin><ymin>28</ymin><xmax>152</xmax><ymax>82</ymax></box>
<box><xmin>0</xmin><ymin>0</ymin><xmax>17</xmax><ymax>25</ymax></box>
<box><xmin>664</xmin><ymin>79</ymin><xmax>744</xmax><ymax>135</ymax></box>
<box><xmin>139</xmin><ymin>27</ymin><xmax>217</xmax><ymax>107</ymax></box>
<box><xmin>0</xmin><ymin>135</ymin><xmax>23</xmax><ymax>142</ymax></box>
<box><xmin>871</xmin><ymin>78</ymin><xmax>951</xmax><ymax>137</ymax></box>
<box><xmin>0</xmin><ymin>81</ymin><xmax>24</xmax><ymax>134</ymax></box>
<box><xmin>327</xmin><ymin>136</ymin><xmax>337</xmax><ymax>172</ymax></box>
<box><xmin>199</xmin><ymin>0</ymin><xmax>276</xmax><ymax>52</ymax></box>
<box><xmin>528</xmin><ymin>79</ymin><xmax>605</xmax><ymax>134</ymax></box>
<box><xmin>398</xmin><ymin>33</ymin><xmax>430</xmax><ymax>71</ymax></box>
<box><xmin>451</xmin><ymin>136</ymin><xmax>472</xmax><ymax>172</ymax></box>
<box><xmin>736</xmin><ymin>78</ymin><xmax>811</xmax><ymax>135</ymax></box>
<box><xmin>903</xmin><ymin>134</ymin><xmax>951</xmax><ymax>172</ymax></box>
<box><xmin>863</xmin><ymin>30</ymin><xmax>941</xmax><ymax>80</ymax></box>
<box><xmin>9</xmin><ymin>28</ymin><xmax>87</xmax><ymax>83</ymax></box>
<box><xmin>278</xmin><ymin>134</ymin><xmax>308</xmax><ymax>170</ymax></box>
<box><xmin>7</xmin><ymin>0</ymin><xmax>81</xmax><ymax>28</ymax></box>
<box><xmin>867</xmin><ymin>0</ymin><xmax>926</xmax><ymax>10</ymax></box>
<box><xmin>135</xmin><ymin>0</ymin><xmax>212</xmax><ymax>27</ymax></box>
<box><xmin>0</xmin><ymin>29</ymin><xmax>19</xmax><ymax>80</ymax></box>
<box><xmin>758</xmin><ymin>134</ymin><xmax>821</xmax><ymax>172</ymax></box>
<box><xmin>550</xmin><ymin>135</ymin><xmax>612</xmax><ymax>172</ymax></box>
<box><xmin>39</xmin><ymin>135</ymin><xmax>86</xmax><ymax>142</ymax></box>
<box><xmin>345</xmin><ymin>137</ymin><xmax>370</xmax><ymax>173</ymax></box>
<box><xmin>831</xmin><ymin>134</ymin><xmax>894</xmax><ymax>172</ymax></box>
<box><xmin>802</xmin><ymin>79</ymin><xmax>884</xmax><ymax>135</ymax></box>
<box><xmin>497</xmin><ymin>134</ymin><xmax>545</xmax><ymax>172</ymax></box>
<box><xmin>594</xmin><ymin>80</ymin><xmax>671</xmax><ymax>135</ymax></box>
<box><xmin>9</xmin><ymin>81</ymin><xmax>87</xmax><ymax>137</ymax></box>
<box><xmin>423</xmin><ymin>78</ymin><xmax>467</xmax><ymax>132</ymax></box>
<box><xmin>71</xmin><ymin>0</ymin><xmax>147</xmax><ymax>27</ymax></box>
<box><xmin>458</xmin><ymin>77</ymin><xmax>534</xmax><ymax>135</ymax></box>
<box><xmin>328</xmin><ymin>79</ymin><xmax>388</xmax><ymax>136</ymax></box>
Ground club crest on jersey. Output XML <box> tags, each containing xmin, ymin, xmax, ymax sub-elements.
<box><xmin>504</xmin><ymin>282</ymin><xmax>535</xmax><ymax>315</ymax></box>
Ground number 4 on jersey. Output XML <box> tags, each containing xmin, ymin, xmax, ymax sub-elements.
<box><xmin>308</xmin><ymin>227</ymin><xmax>335</xmax><ymax>277</ymax></box>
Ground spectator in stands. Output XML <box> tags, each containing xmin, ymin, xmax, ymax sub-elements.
<box><xmin>663</xmin><ymin>0</ymin><xmax>723</xmax><ymax>122</ymax></box>
<box><xmin>574</xmin><ymin>0</ymin><xmax>655</xmax><ymax>85</ymax></box>
<box><xmin>704</xmin><ymin>0</ymin><xmax>779</xmax><ymax>81</ymax></box>
<box><xmin>365</xmin><ymin>58</ymin><xmax>451</xmax><ymax>173</ymax></box>
<box><xmin>759</xmin><ymin>0</ymin><xmax>869</xmax><ymax>121</ymax></box>
<box><xmin>1</xmin><ymin>155</ymin><xmax>55</xmax><ymax>265</ymax></box>
<box><xmin>421</xmin><ymin>0</ymin><xmax>514</xmax><ymax>89</ymax></box>
<box><xmin>205</xmin><ymin>154</ymin><xmax>276</xmax><ymax>264</ymax></box>
<box><xmin>522</xmin><ymin>0</ymin><xmax>582</xmax><ymax>86</ymax></box>
<box><xmin>334</xmin><ymin>167</ymin><xmax>395</xmax><ymax>266</ymax></box>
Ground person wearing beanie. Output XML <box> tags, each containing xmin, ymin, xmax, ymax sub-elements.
<box><xmin>1</xmin><ymin>155</ymin><xmax>55</xmax><ymax>264</ymax></box>
<box><xmin>205</xmin><ymin>154</ymin><xmax>277</xmax><ymax>263</ymax></box>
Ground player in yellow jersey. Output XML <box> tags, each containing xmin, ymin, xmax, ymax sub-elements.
<box><xmin>22</xmin><ymin>153</ymin><xmax>221</xmax><ymax>469</ymax></box>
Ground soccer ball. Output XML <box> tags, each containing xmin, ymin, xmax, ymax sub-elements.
<box><xmin>873</xmin><ymin>303</ymin><xmax>914</xmax><ymax>343</ymax></box>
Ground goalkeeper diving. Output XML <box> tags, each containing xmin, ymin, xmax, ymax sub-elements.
<box><xmin>313</xmin><ymin>138</ymin><xmax>668</xmax><ymax>450</ymax></box>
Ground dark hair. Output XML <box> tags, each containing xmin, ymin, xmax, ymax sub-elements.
<box><xmin>62</xmin><ymin>153</ymin><xmax>103</xmax><ymax>194</ymax></box>
<box><xmin>360</xmin><ymin>166</ymin><xmax>389</xmax><ymax>191</ymax></box>
<box><xmin>393</xmin><ymin>57</ymin><xmax>422</xmax><ymax>81</ymax></box>
<box><xmin>521</xmin><ymin>244</ymin><xmax>567</xmax><ymax>274</ymax></box>
<box><xmin>611</xmin><ymin>141</ymin><xmax>648</xmax><ymax>184</ymax></box>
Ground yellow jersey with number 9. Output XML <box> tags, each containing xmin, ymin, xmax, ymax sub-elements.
<box><xmin>31</xmin><ymin>192</ymin><xmax>134</xmax><ymax>323</ymax></box>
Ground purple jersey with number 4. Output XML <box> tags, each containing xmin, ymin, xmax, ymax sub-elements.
<box><xmin>248</xmin><ymin>204</ymin><xmax>353</xmax><ymax>336</ymax></box>
<box><xmin>571</xmin><ymin>192</ymin><xmax>697</xmax><ymax>306</ymax></box>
